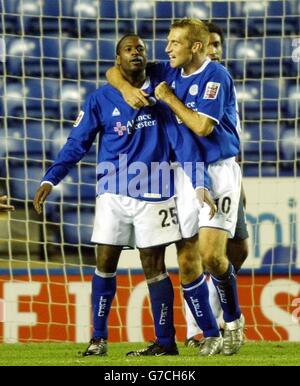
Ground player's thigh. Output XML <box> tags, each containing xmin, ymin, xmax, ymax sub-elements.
<box><xmin>199</xmin><ymin>158</ymin><xmax>241</xmax><ymax>238</ymax></box>
<box><xmin>91</xmin><ymin>193</ymin><xmax>134</xmax><ymax>248</ymax></box>
<box><xmin>199</xmin><ymin>227</ymin><xmax>228</xmax><ymax>262</ymax></box>
<box><xmin>133</xmin><ymin>198</ymin><xmax>181</xmax><ymax>248</ymax></box>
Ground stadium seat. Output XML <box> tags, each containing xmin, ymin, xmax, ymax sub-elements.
<box><xmin>4</xmin><ymin>82</ymin><xmax>26</xmax><ymax>118</ymax></box>
<box><xmin>286</xmin><ymin>0</ymin><xmax>300</xmax><ymax>15</ymax></box>
<box><xmin>242</xmin><ymin>163</ymin><xmax>259</xmax><ymax>177</ymax></box>
<box><xmin>154</xmin><ymin>40</ymin><xmax>167</xmax><ymax>61</ymax></box>
<box><xmin>118</xmin><ymin>0</ymin><xmax>133</xmax><ymax>18</ymax></box>
<box><xmin>100</xmin><ymin>0</ymin><xmax>116</xmax><ymax>18</ymax></box>
<box><xmin>16</xmin><ymin>0</ymin><xmax>43</xmax><ymax>36</ymax></box>
<box><xmin>282</xmin><ymin>16</ymin><xmax>299</xmax><ymax>36</ymax></box>
<box><xmin>261</xmin><ymin>122</ymin><xmax>278</xmax><ymax>161</ymax></box>
<box><xmin>63</xmin><ymin>39</ymin><xmax>97</xmax><ymax>79</ymax></box>
<box><xmin>155</xmin><ymin>20</ymin><xmax>171</xmax><ymax>39</ymax></box>
<box><xmin>155</xmin><ymin>2</ymin><xmax>173</xmax><ymax>18</ymax></box>
<box><xmin>212</xmin><ymin>1</ymin><xmax>228</xmax><ymax>17</ymax></box>
<box><xmin>231</xmin><ymin>39</ymin><xmax>263</xmax><ymax>60</ymax></box>
<box><xmin>266</xmin><ymin>18</ymin><xmax>283</xmax><ymax>36</ymax></box>
<box><xmin>62</xmin><ymin>205</ymin><xmax>95</xmax><ymax>245</ymax></box>
<box><xmin>262</xmin><ymin>80</ymin><xmax>280</xmax><ymax>120</ymax></box>
<box><xmin>6</xmin><ymin>37</ymin><xmax>41</xmax><ymax>77</ymax></box>
<box><xmin>137</xmin><ymin>20</ymin><xmax>154</xmax><ymax>39</ymax></box>
<box><xmin>247</xmin><ymin>18</ymin><xmax>264</xmax><ymax>37</ymax></box>
<box><xmin>59</xmin><ymin>82</ymin><xmax>91</xmax><ymax>121</ymax></box>
<box><xmin>268</xmin><ymin>1</ymin><xmax>284</xmax><ymax>16</ymax></box>
<box><xmin>263</xmin><ymin>58</ymin><xmax>281</xmax><ymax>78</ymax></box>
<box><xmin>131</xmin><ymin>1</ymin><xmax>154</xmax><ymax>18</ymax></box>
<box><xmin>235</xmin><ymin>81</ymin><xmax>261</xmax><ymax>120</ymax></box>
<box><xmin>9</xmin><ymin>163</ymin><xmax>42</xmax><ymax>201</ymax></box>
<box><xmin>285</xmin><ymin>84</ymin><xmax>300</xmax><ymax>117</ymax></box>
<box><xmin>43</xmin><ymin>0</ymin><xmax>59</xmax><ymax>16</ymax></box>
<box><xmin>50</xmin><ymin>126</ymin><xmax>97</xmax><ymax>166</ymax></box>
<box><xmin>99</xmin><ymin>40</ymin><xmax>115</xmax><ymax>61</ymax></box>
<box><xmin>231</xmin><ymin>1</ymin><xmax>266</xmax><ymax>17</ymax></box>
<box><xmin>174</xmin><ymin>2</ymin><xmax>210</xmax><ymax>19</ymax></box>
<box><xmin>61</xmin><ymin>0</ymin><xmax>99</xmax><ymax>38</ymax></box>
<box><xmin>62</xmin><ymin>0</ymin><xmax>99</xmax><ymax>18</ymax></box>
<box><xmin>42</xmin><ymin>38</ymin><xmax>61</xmax><ymax>77</ymax></box>
<box><xmin>241</xmin><ymin>122</ymin><xmax>260</xmax><ymax>162</ymax></box>
<box><xmin>281</xmin><ymin>129</ymin><xmax>300</xmax><ymax>161</ymax></box>
<box><xmin>265</xmin><ymin>38</ymin><xmax>281</xmax><ymax>58</ymax></box>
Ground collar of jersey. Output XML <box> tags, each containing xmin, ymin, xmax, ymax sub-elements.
<box><xmin>181</xmin><ymin>58</ymin><xmax>211</xmax><ymax>78</ymax></box>
<box><xmin>141</xmin><ymin>76</ymin><xmax>150</xmax><ymax>90</ymax></box>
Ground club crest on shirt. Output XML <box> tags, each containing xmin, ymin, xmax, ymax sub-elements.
<box><xmin>189</xmin><ymin>84</ymin><xmax>198</xmax><ymax>96</ymax></box>
<box><xmin>73</xmin><ymin>110</ymin><xmax>84</xmax><ymax>127</ymax></box>
<box><xmin>203</xmin><ymin>82</ymin><xmax>220</xmax><ymax>100</ymax></box>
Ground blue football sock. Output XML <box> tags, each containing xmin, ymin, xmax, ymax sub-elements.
<box><xmin>147</xmin><ymin>273</ymin><xmax>176</xmax><ymax>349</ymax></box>
<box><xmin>92</xmin><ymin>270</ymin><xmax>117</xmax><ymax>340</ymax></box>
<box><xmin>182</xmin><ymin>274</ymin><xmax>220</xmax><ymax>338</ymax></box>
<box><xmin>211</xmin><ymin>263</ymin><xmax>241</xmax><ymax>323</ymax></box>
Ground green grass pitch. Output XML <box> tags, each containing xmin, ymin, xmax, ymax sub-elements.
<box><xmin>0</xmin><ymin>342</ymin><xmax>299</xmax><ymax>366</ymax></box>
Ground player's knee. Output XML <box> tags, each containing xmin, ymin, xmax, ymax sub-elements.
<box><xmin>96</xmin><ymin>246</ymin><xmax>121</xmax><ymax>273</ymax></box>
<box><xmin>240</xmin><ymin>241</ymin><xmax>249</xmax><ymax>260</ymax></box>
<box><xmin>177</xmin><ymin>249</ymin><xmax>201</xmax><ymax>281</ymax></box>
<box><xmin>139</xmin><ymin>247</ymin><xmax>166</xmax><ymax>280</ymax></box>
<box><xmin>227</xmin><ymin>239</ymin><xmax>249</xmax><ymax>271</ymax></box>
<box><xmin>200</xmin><ymin>249</ymin><xmax>227</xmax><ymax>276</ymax></box>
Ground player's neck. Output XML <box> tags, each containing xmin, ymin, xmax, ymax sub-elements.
<box><xmin>121</xmin><ymin>68</ymin><xmax>146</xmax><ymax>88</ymax></box>
<box><xmin>183</xmin><ymin>55</ymin><xmax>207</xmax><ymax>76</ymax></box>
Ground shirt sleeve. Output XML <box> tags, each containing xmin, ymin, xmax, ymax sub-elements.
<box><xmin>146</xmin><ymin>62</ymin><xmax>176</xmax><ymax>85</ymax></box>
<box><xmin>42</xmin><ymin>93</ymin><xmax>102</xmax><ymax>185</ymax></box>
<box><xmin>197</xmin><ymin>69</ymin><xmax>233</xmax><ymax>124</ymax></box>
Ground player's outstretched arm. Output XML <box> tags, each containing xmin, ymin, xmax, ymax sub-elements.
<box><xmin>33</xmin><ymin>183</ymin><xmax>53</xmax><ymax>215</ymax></box>
<box><xmin>155</xmin><ymin>81</ymin><xmax>215</xmax><ymax>137</ymax></box>
<box><xmin>106</xmin><ymin>66</ymin><xmax>149</xmax><ymax>109</ymax></box>
<box><xmin>0</xmin><ymin>195</ymin><xmax>15</xmax><ymax>212</ymax></box>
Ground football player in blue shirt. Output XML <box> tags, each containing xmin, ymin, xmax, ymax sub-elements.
<box><xmin>107</xmin><ymin>19</ymin><xmax>245</xmax><ymax>356</ymax></box>
<box><xmin>33</xmin><ymin>34</ymin><xmax>218</xmax><ymax>357</ymax></box>
<box><xmin>184</xmin><ymin>21</ymin><xmax>249</xmax><ymax>348</ymax></box>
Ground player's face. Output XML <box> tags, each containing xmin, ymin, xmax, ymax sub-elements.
<box><xmin>116</xmin><ymin>36</ymin><xmax>147</xmax><ymax>72</ymax></box>
<box><xmin>166</xmin><ymin>27</ymin><xmax>194</xmax><ymax>68</ymax></box>
<box><xmin>207</xmin><ymin>32</ymin><xmax>223</xmax><ymax>62</ymax></box>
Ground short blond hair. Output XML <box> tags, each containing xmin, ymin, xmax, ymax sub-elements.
<box><xmin>170</xmin><ymin>18</ymin><xmax>209</xmax><ymax>52</ymax></box>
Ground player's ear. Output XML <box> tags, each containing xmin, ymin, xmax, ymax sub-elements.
<box><xmin>192</xmin><ymin>41</ymin><xmax>202</xmax><ymax>53</ymax></box>
<box><xmin>116</xmin><ymin>55</ymin><xmax>121</xmax><ymax>65</ymax></box>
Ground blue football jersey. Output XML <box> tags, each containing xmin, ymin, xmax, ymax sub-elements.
<box><xmin>148</xmin><ymin>60</ymin><xmax>240</xmax><ymax>165</ymax></box>
<box><xmin>42</xmin><ymin>78</ymin><xmax>175</xmax><ymax>202</ymax></box>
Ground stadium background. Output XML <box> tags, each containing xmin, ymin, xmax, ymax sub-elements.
<box><xmin>0</xmin><ymin>0</ymin><xmax>299</xmax><ymax>344</ymax></box>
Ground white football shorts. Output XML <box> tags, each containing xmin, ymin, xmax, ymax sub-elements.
<box><xmin>173</xmin><ymin>164</ymin><xmax>201</xmax><ymax>239</ymax></box>
<box><xmin>198</xmin><ymin>157</ymin><xmax>242</xmax><ymax>238</ymax></box>
<box><xmin>91</xmin><ymin>193</ymin><xmax>181</xmax><ymax>248</ymax></box>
